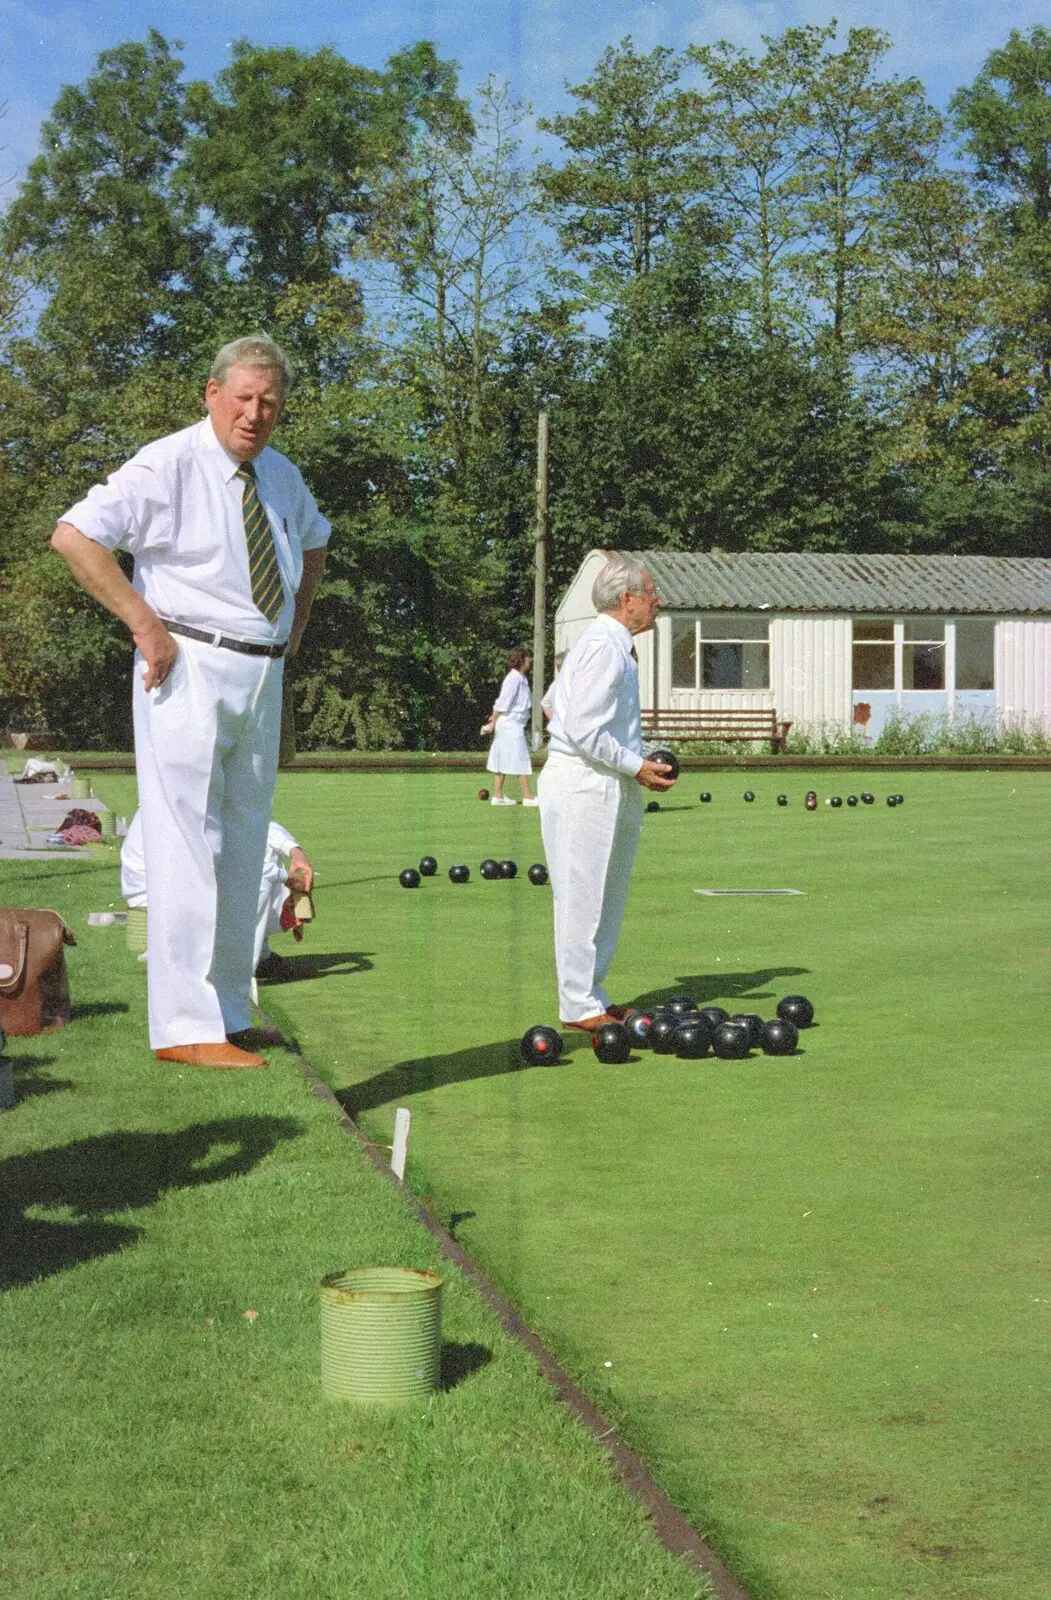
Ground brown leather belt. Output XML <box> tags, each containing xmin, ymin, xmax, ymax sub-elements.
<box><xmin>159</xmin><ymin>620</ymin><xmax>286</xmax><ymax>659</ymax></box>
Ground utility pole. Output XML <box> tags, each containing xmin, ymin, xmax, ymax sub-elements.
<box><xmin>531</xmin><ymin>409</ymin><xmax>549</xmax><ymax>751</ymax></box>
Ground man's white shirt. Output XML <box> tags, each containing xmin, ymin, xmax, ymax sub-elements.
<box><xmin>545</xmin><ymin>613</ymin><xmax>643</xmax><ymax>777</ymax></box>
<box><xmin>62</xmin><ymin>417</ymin><xmax>330</xmax><ymax>643</ymax></box>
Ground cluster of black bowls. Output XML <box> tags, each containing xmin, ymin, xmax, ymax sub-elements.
<box><xmin>399</xmin><ymin>858</ymin><xmax>549</xmax><ymax>888</ymax></box>
<box><xmin>592</xmin><ymin>993</ymin><xmax>814</xmax><ymax>1064</ymax></box>
<box><xmin>694</xmin><ymin>791</ymin><xmax>903</xmax><ymax>807</ymax></box>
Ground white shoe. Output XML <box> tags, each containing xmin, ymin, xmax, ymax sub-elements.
<box><xmin>521</xmin><ymin>797</ymin><xmax>540</xmax><ymax>806</ymax></box>
<box><xmin>490</xmin><ymin>795</ymin><xmax>516</xmax><ymax>805</ymax></box>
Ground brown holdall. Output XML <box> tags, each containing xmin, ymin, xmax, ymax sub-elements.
<box><xmin>0</xmin><ymin>909</ymin><xmax>76</xmax><ymax>1036</ymax></box>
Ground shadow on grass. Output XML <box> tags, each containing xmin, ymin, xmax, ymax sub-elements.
<box><xmin>634</xmin><ymin>966</ymin><xmax>810</xmax><ymax>1012</ymax></box>
<box><xmin>0</xmin><ymin>1115</ymin><xmax>304</xmax><ymax>1291</ymax></box>
<box><xmin>71</xmin><ymin>1000</ymin><xmax>129</xmax><ymax>1021</ymax></box>
<box><xmin>439</xmin><ymin>1340</ymin><xmax>492</xmax><ymax>1393</ymax></box>
<box><xmin>338</xmin><ymin>1038</ymin><xmax>530</xmax><ymax>1118</ymax></box>
<box><xmin>258</xmin><ymin>950</ymin><xmax>374</xmax><ymax>986</ymax></box>
<box><xmin>7</xmin><ymin>1054</ymin><xmax>74</xmax><ymax>1102</ymax></box>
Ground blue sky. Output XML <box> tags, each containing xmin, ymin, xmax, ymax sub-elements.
<box><xmin>0</xmin><ymin>0</ymin><xmax>1044</xmax><ymax>194</ymax></box>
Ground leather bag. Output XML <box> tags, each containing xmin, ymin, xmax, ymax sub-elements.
<box><xmin>0</xmin><ymin>909</ymin><xmax>76</xmax><ymax>1036</ymax></box>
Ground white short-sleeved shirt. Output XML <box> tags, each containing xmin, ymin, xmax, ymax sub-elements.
<box><xmin>545</xmin><ymin>613</ymin><xmax>643</xmax><ymax>777</ymax></box>
<box><xmin>62</xmin><ymin>417</ymin><xmax>330</xmax><ymax>644</ymax></box>
<box><xmin>493</xmin><ymin>669</ymin><xmax>531</xmax><ymax>725</ymax></box>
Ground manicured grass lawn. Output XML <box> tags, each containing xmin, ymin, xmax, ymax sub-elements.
<box><xmin>200</xmin><ymin>767</ymin><xmax>1048</xmax><ymax>1600</ymax></box>
<box><xmin>0</xmin><ymin>839</ymin><xmax>707</xmax><ymax>1599</ymax></box>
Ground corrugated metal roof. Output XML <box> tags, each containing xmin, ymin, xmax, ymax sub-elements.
<box><xmin>619</xmin><ymin>551</ymin><xmax>1051</xmax><ymax>614</ymax></box>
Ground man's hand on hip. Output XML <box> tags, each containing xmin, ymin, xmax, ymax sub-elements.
<box><xmin>134</xmin><ymin>616</ymin><xmax>179</xmax><ymax>691</ymax></box>
<box><xmin>636</xmin><ymin>759</ymin><xmax>677</xmax><ymax>792</ymax></box>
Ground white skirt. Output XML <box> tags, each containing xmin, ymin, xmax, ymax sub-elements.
<box><xmin>486</xmin><ymin>717</ymin><xmax>532</xmax><ymax>775</ymax></box>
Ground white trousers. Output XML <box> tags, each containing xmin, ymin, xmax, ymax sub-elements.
<box><xmin>254</xmin><ymin>857</ymin><xmax>289</xmax><ymax>970</ymax></box>
<box><xmin>132</xmin><ymin>636</ymin><xmax>283</xmax><ymax>1049</ymax></box>
<box><xmin>538</xmin><ymin>753</ymin><xmax>644</xmax><ymax>1022</ymax></box>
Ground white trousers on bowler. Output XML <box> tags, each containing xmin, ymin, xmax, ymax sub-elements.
<box><xmin>133</xmin><ymin>635</ymin><xmax>283</xmax><ymax>1049</ymax></box>
<box><xmin>538</xmin><ymin>752</ymin><xmax>644</xmax><ymax>1022</ymax></box>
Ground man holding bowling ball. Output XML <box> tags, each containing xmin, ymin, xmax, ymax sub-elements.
<box><xmin>538</xmin><ymin>555</ymin><xmax>675</xmax><ymax>1031</ymax></box>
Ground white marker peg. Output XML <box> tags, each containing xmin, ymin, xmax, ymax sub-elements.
<box><xmin>391</xmin><ymin>1107</ymin><xmax>411</xmax><ymax>1181</ymax></box>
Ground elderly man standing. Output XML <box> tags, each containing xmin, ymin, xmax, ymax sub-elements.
<box><xmin>51</xmin><ymin>336</ymin><xmax>329</xmax><ymax>1069</ymax></box>
<box><xmin>538</xmin><ymin>554</ymin><xmax>675</xmax><ymax>1031</ymax></box>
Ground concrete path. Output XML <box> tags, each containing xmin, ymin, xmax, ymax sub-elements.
<box><xmin>0</xmin><ymin>767</ymin><xmax>114</xmax><ymax>862</ymax></box>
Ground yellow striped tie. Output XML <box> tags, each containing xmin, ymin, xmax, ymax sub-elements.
<box><xmin>237</xmin><ymin>462</ymin><xmax>284</xmax><ymax>624</ymax></box>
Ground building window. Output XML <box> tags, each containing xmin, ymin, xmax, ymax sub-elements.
<box><xmin>853</xmin><ymin>618</ymin><xmax>991</xmax><ymax>692</ymax></box>
<box><xmin>700</xmin><ymin>616</ymin><xmax>769</xmax><ymax>689</ymax></box>
<box><xmin>671</xmin><ymin>618</ymin><xmax>696</xmax><ymax>688</ymax></box>
<box><xmin>955</xmin><ymin>620</ymin><xmax>995</xmax><ymax>690</ymax></box>
<box><xmin>853</xmin><ymin>620</ymin><xmax>894</xmax><ymax>689</ymax></box>
<box><xmin>669</xmin><ymin>616</ymin><xmax>770</xmax><ymax>690</ymax></box>
<box><xmin>903</xmin><ymin>619</ymin><xmax>945</xmax><ymax>690</ymax></box>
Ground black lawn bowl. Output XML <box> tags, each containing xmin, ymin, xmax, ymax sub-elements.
<box><xmin>499</xmin><ymin>859</ymin><xmax>518</xmax><ymax>879</ymax></box>
<box><xmin>480</xmin><ymin>858</ymin><xmax>501</xmax><ymax>879</ymax></box>
<box><xmin>777</xmin><ymin>994</ymin><xmax>815</xmax><ymax>1028</ymax></box>
<box><xmin>624</xmin><ymin>1010</ymin><xmax>654</xmax><ymax>1048</ymax></box>
<box><xmin>893</xmin><ymin>793</ymin><xmax>905</xmax><ymax>805</ymax></box>
<box><xmin>861</xmin><ymin>792</ymin><xmax>875</xmax><ymax>804</ymax></box>
<box><xmin>649</xmin><ymin>1014</ymin><xmax>682</xmax><ymax>1054</ymax></box>
<box><xmin>478</xmin><ymin>788</ymin><xmax>490</xmax><ymax>801</ymax></box>
<box><xmin>743</xmin><ymin>790</ymin><xmax>755</xmax><ymax>802</ymax></box>
<box><xmin>699</xmin><ymin>791</ymin><xmax>712</xmax><ymax>803</ymax></box>
<box><xmin>777</xmin><ymin>794</ymin><xmax>789</xmax><ymax>806</ymax></box>
<box><xmin>761</xmin><ymin>1017</ymin><xmax>799</xmax><ymax>1056</ymax></box>
<box><xmin>730</xmin><ymin>1013</ymin><xmax>765</xmax><ymax>1049</ymax></box>
<box><xmin>448</xmin><ymin>864</ymin><xmax>470</xmax><ymax>883</ymax></box>
<box><xmin>663</xmin><ymin>993</ymin><xmax>698</xmax><ymax>1019</ymax></box>
<box><xmin>646</xmin><ymin>800</ymin><xmax>661</xmax><ymax>813</ymax></box>
<box><xmin>805</xmin><ymin>791</ymin><xmax>818</xmax><ymax>811</ymax></box>
<box><xmin>647</xmin><ymin>747</ymin><xmax>681</xmax><ymax>781</ymax></box>
<box><xmin>887</xmin><ymin>794</ymin><xmax>898</xmax><ymax>807</ymax></box>
<box><xmin>418</xmin><ymin>856</ymin><xmax>438</xmax><ymax>876</ymax></box>
<box><xmin>711</xmin><ymin>1021</ymin><xmax>752</xmax><ymax>1060</ymax></box>
<box><xmin>527</xmin><ymin>862</ymin><xmax>549</xmax><ymax>885</ymax></box>
<box><xmin>829</xmin><ymin>795</ymin><xmax>843</xmax><ymax>808</ymax></box>
<box><xmin>846</xmin><ymin>795</ymin><xmax>859</xmax><ymax>807</ymax></box>
<box><xmin>399</xmin><ymin>868</ymin><xmax>421</xmax><ymax>889</ymax></box>
<box><xmin>592</xmin><ymin>1021</ymin><xmax>631</xmax><ymax>1065</ymax></box>
<box><xmin>697</xmin><ymin>1005</ymin><xmax>730</xmax><ymax>1030</ymax></box>
<box><xmin>520</xmin><ymin>1025</ymin><xmax>563</xmax><ymax>1067</ymax></box>
<box><xmin>674</xmin><ymin>1019</ymin><xmax>712</xmax><ymax>1059</ymax></box>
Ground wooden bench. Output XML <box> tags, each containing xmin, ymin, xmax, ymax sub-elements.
<box><xmin>641</xmin><ymin>707</ymin><xmax>792</xmax><ymax>755</ymax></box>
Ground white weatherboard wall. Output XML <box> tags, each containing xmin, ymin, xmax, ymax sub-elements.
<box><xmin>774</xmin><ymin>615</ymin><xmax>852</xmax><ymax>731</ymax></box>
<box><xmin>999</xmin><ymin>618</ymin><xmax>1051</xmax><ymax>729</ymax></box>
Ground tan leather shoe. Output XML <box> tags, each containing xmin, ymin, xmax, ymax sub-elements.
<box><xmin>155</xmin><ymin>1042</ymin><xmax>266</xmax><ymax>1069</ymax></box>
<box><xmin>227</xmin><ymin>1026</ymin><xmax>284</xmax><ymax>1050</ymax></box>
<box><xmin>562</xmin><ymin>1013</ymin><xmax>620</xmax><ymax>1033</ymax></box>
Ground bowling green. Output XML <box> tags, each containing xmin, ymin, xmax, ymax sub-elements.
<box><xmin>13</xmin><ymin>764</ymin><xmax>1051</xmax><ymax>1600</ymax></box>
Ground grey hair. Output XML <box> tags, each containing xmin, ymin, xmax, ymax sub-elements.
<box><xmin>211</xmin><ymin>336</ymin><xmax>295</xmax><ymax>396</ymax></box>
<box><xmin>591</xmin><ymin>554</ymin><xmax>651</xmax><ymax>613</ymax></box>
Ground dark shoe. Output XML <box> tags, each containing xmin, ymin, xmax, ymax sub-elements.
<box><xmin>606</xmin><ymin>1004</ymin><xmax>633</xmax><ymax>1021</ymax></box>
<box><xmin>255</xmin><ymin>951</ymin><xmax>293</xmax><ymax>982</ymax></box>
<box><xmin>562</xmin><ymin>1013</ymin><xmax>620</xmax><ymax>1033</ymax></box>
<box><xmin>155</xmin><ymin>1042</ymin><xmax>266</xmax><ymax>1069</ymax></box>
<box><xmin>227</xmin><ymin>1026</ymin><xmax>284</xmax><ymax>1050</ymax></box>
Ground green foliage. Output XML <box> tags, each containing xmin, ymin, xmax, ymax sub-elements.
<box><xmin>1</xmin><ymin>23</ymin><xmax>1050</xmax><ymax>753</ymax></box>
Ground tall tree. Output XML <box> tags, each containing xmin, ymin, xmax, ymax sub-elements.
<box><xmin>536</xmin><ymin>39</ymin><xmax>708</xmax><ymax>299</ymax></box>
<box><xmin>688</xmin><ymin>25</ymin><xmax>833</xmax><ymax>343</ymax></box>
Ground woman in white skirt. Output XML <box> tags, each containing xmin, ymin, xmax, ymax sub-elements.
<box><xmin>482</xmin><ymin>647</ymin><xmax>539</xmax><ymax>805</ymax></box>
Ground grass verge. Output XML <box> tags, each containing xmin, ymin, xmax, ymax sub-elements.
<box><xmin>0</xmin><ymin>848</ymin><xmax>707</xmax><ymax>1600</ymax></box>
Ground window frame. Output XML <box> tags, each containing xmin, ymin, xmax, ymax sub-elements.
<box><xmin>670</xmin><ymin>614</ymin><xmax>771</xmax><ymax>692</ymax></box>
<box><xmin>851</xmin><ymin>617</ymin><xmax>995</xmax><ymax>694</ymax></box>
